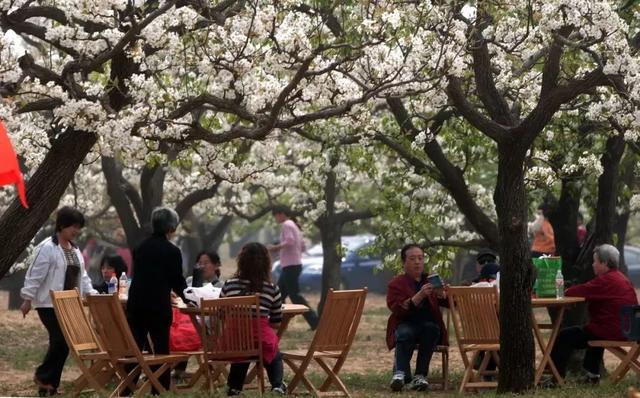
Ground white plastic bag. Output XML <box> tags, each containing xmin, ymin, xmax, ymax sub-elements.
<box><xmin>183</xmin><ymin>283</ymin><xmax>221</xmax><ymax>306</ymax></box>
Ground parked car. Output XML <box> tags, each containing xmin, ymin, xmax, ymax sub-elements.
<box><xmin>271</xmin><ymin>234</ymin><xmax>394</xmax><ymax>293</ymax></box>
<box><xmin>625</xmin><ymin>245</ymin><xmax>640</xmax><ymax>287</ymax></box>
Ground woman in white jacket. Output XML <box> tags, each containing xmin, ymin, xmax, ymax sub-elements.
<box><xmin>20</xmin><ymin>206</ymin><xmax>96</xmax><ymax>396</ymax></box>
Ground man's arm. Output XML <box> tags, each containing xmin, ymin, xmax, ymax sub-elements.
<box><xmin>565</xmin><ymin>277</ymin><xmax>607</xmax><ymax>301</ymax></box>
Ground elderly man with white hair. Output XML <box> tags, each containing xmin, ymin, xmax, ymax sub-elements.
<box><xmin>550</xmin><ymin>244</ymin><xmax>638</xmax><ymax>385</ymax></box>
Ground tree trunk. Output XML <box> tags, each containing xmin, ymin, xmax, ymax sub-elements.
<box><xmin>0</xmin><ymin>131</ymin><xmax>97</xmax><ymax>279</ymax></box>
<box><xmin>575</xmin><ymin>133</ymin><xmax>626</xmax><ymax>281</ymax></box>
<box><xmin>615</xmin><ymin>212</ymin><xmax>630</xmax><ymax>273</ymax></box>
<box><xmin>593</xmin><ymin>134</ymin><xmax>625</xmax><ymax>246</ymax></box>
<box><xmin>318</xmin><ymin>220</ymin><xmax>342</xmax><ymax>315</ymax></box>
<box><xmin>494</xmin><ymin>143</ymin><xmax>535</xmax><ymax>392</ymax></box>
<box><xmin>549</xmin><ymin>179</ymin><xmax>582</xmax><ymax>280</ymax></box>
<box><xmin>102</xmin><ymin>157</ymin><xmax>146</xmax><ymax>248</ymax></box>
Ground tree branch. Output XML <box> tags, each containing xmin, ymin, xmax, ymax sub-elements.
<box><xmin>446</xmin><ymin>76</ymin><xmax>509</xmax><ymax>143</ymax></box>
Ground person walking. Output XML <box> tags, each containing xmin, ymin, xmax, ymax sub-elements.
<box><xmin>20</xmin><ymin>206</ymin><xmax>97</xmax><ymax>396</ymax></box>
<box><xmin>268</xmin><ymin>206</ymin><xmax>319</xmax><ymax>330</ymax></box>
<box><xmin>126</xmin><ymin>207</ymin><xmax>188</xmax><ymax>394</ymax></box>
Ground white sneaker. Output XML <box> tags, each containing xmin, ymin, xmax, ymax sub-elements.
<box><xmin>390</xmin><ymin>372</ymin><xmax>405</xmax><ymax>392</ymax></box>
<box><xmin>409</xmin><ymin>375</ymin><xmax>429</xmax><ymax>391</ymax></box>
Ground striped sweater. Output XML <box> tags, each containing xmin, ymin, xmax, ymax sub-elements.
<box><xmin>221</xmin><ymin>278</ymin><xmax>283</xmax><ymax>323</ymax></box>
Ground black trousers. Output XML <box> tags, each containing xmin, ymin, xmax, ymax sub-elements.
<box><xmin>278</xmin><ymin>265</ymin><xmax>319</xmax><ymax>329</ymax></box>
<box><xmin>550</xmin><ymin>326</ymin><xmax>604</xmax><ymax>376</ymax></box>
<box><xmin>227</xmin><ymin>352</ymin><xmax>284</xmax><ymax>391</ymax></box>
<box><xmin>393</xmin><ymin>321</ymin><xmax>440</xmax><ymax>381</ymax></box>
<box><xmin>35</xmin><ymin>308</ymin><xmax>69</xmax><ymax>389</ymax></box>
<box><xmin>126</xmin><ymin>310</ymin><xmax>172</xmax><ymax>394</ymax></box>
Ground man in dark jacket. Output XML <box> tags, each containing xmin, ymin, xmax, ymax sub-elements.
<box><xmin>126</xmin><ymin>207</ymin><xmax>188</xmax><ymax>393</ymax></box>
<box><xmin>386</xmin><ymin>244</ymin><xmax>448</xmax><ymax>392</ymax></box>
<box><xmin>550</xmin><ymin>244</ymin><xmax>638</xmax><ymax>384</ymax></box>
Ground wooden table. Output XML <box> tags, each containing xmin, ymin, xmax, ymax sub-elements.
<box><xmin>531</xmin><ymin>296</ymin><xmax>585</xmax><ymax>385</ymax></box>
<box><xmin>178</xmin><ymin>303</ymin><xmax>309</xmax><ymax>337</ymax></box>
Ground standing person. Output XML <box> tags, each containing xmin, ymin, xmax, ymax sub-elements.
<box><xmin>386</xmin><ymin>244</ymin><xmax>448</xmax><ymax>392</ymax></box>
<box><xmin>550</xmin><ymin>244</ymin><xmax>638</xmax><ymax>384</ymax></box>
<box><xmin>126</xmin><ymin>207</ymin><xmax>188</xmax><ymax>394</ymax></box>
<box><xmin>20</xmin><ymin>206</ymin><xmax>97</xmax><ymax>396</ymax></box>
<box><xmin>529</xmin><ymin>203</ymin><xmax>556</xmax><ymax>257</ymax></box>
<box><xmin>92</xmin><ymin>254</ymin><xmax>128</xmax><ymax>293</ymax></box>
<box><xmin>267</xmin><ymin>206</ymin><xmax>318</xmax><ymax>330</ymax></box>
<box><xmin>221</xmin><ymin>242</ymin><xmax>287</xmax><ymax>395</ymax></box>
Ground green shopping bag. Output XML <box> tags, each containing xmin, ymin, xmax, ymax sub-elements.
<box><xmin>532</xmin><ymin>256</ymin><xmax>562</xmax><ymax>297</ymax></box>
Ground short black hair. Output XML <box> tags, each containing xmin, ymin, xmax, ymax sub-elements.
<box><xmin>196</xmin><ymin>250</ymin><xmax>221</xmax><ymax>265</ymax></box>
<box><xmin>100</xmin><ymin>254</ymin><xmax>128</xmax><ymax>277</ymax></box>
<box><xmin>538</xmin><ymin>202</ymin><xmax>552</xmax><ymax>218</ymax></box>
<box><xmin>55</xmin><ymin>206</ymin><xmax>85</xmax><ymax>232</ymax></box>
<box><xmin>271</xmin><ymin>205</ymin><xmax>289</xmax><ymax>216</ymax></box>
<box><xmin>400</xmin><ymin>243</ymin><xmax>423</xmax><ymax>262</ymax></box>
<box><xmin>476</xmin><ymin>249</ymin><xmax>497</xmax><ymax>265</ymax></box>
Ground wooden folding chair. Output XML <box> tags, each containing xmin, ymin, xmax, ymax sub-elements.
<box><xmin>427</xmin><ymin>306</ymin><xmax>450</xmax><ymax>390</ymax></box>
<box><xmin>447</xmin><ymin>286</ymin><xmax>500</xmax><ymax>393</ymax></box>
<box><xmin>198</xmin><ymin>295</ymin><xmax>265</xmax><ymax>395</ymax></box>
<box><xmin>588</xmin><ymin>340</ymin><xmax>640</xmax><ymax>383</ymax></box>
<box><xmin>50</xmin><ymin>289</ymin><xmax>117</xmax><ymax>397</ymax></box>
<box><xmin>282</xmin><ymin>288</ymin><xmax>367</xmax><ymax>398</ymax></box>
<box><xmin>86</xmin><ymin>294</ymin><xmax>189</xmax><ymax>398</ymax></box>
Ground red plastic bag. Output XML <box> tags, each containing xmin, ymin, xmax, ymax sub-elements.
<box><xmin>169</xmin><ymin>308</ymin><xmax>201</xmax><ymax>352</ymax></box>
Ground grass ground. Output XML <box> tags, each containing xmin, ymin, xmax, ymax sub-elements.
<box><xmin>0</xmin><ymin>293</ymin><xmax>637</xmax><ymax>397</ymax></box>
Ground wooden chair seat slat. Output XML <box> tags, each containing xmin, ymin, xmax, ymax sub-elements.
<box><xmin>198</xmin><ymin>295</ymin><xmax>265</xmax><ymax>395</ymax></box>
<box><xmin>282</xmin><ymin>288</ymin><xmax>367</xmax><ymax>398</ymax></box>
<box><xmin>50</xmin><ymin>289</ymin><xmax>118</xmax><ymax>397</ymax></box>
<box><xmin>448</xmin><ymin>286</ymin><xmax>501</xmax><ymax>393</ymax></box>
<box><xmin>86</xmin><ymin>293</ymin><xmax>189</xmax><ymax>397</ymax></box>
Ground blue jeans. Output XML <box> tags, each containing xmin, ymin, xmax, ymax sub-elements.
<box><xmin>393</xmin><ymin>321</ymin><xmax>440</xmax><ymax>381</ymax></box>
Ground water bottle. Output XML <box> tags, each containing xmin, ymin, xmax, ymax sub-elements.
<box><xmin>555</xmin><ymin>269</ymin><xmax>564</xmax><ymax>299</ymax></box>
<box><xmin>107</xmin><ymin>273</ymin><xmax>118</xmax><ymax>294</ymax></box>
<box><xmin>118</xmin><ymin>272</ymin><xmax>128</xmax><ymax>298</ymax></box>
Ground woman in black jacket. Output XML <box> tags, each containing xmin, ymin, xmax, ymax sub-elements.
<box><xmin>126</xmin><ymin>207</ymin><xmax>187</xmax><ymax>393</ymax></box>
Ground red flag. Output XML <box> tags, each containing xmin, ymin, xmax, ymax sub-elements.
<box><xmin>0</xmin><ymin>120</ymin><xmax>28</xmax><ymax>208</ymax></box>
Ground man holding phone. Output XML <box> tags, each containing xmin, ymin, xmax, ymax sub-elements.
<box><xmin>386</xmin><ymin>244</ymin><xmax>448</xmax><ymax>392</ymax></box>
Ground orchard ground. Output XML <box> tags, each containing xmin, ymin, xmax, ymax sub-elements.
<box><xmin>1</xmin><ymin>293</ymin><xmax>639</xmax><ymax>397</ymax></box>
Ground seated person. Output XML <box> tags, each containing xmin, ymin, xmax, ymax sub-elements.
<box><xmin>550</xmin><ymin>244</ymin><xmax>638</xmax><ymax>384</ymax></box>
<box><xmin>471</xmin><ymin>263</ymin><xmax>500</xmax><ymax>288</ymax></box>
<box><xmin>461</xmin><ymin>250</ymin><xmax>499</xmax><ymax>285</ymax></box>
<box><xmin>221</xmin><ymin>242</ymin><xmax>286</xmax><ymax>395</ymax></box>
<box><xmin>386</xmin><ymin>244</ymin><xmax>448</xmax><ymax>392</ymax></box>
<box><xmin>174</xmin><ymin>251</ymin><xmax>224</xmax><ymax>381</ymax></box>
<box><xmin>92</xmin><ymin>254</ymin><xmax>128</xmax><ymax>293</ymax></box>
<box><xmin>186</xmin><ymin>250</ymin><xmax>224</xmax><ymax>288</ymax></box>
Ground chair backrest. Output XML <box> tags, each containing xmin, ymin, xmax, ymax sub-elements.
<box><xmin>447</xmin><ymin>286</ymin><xmax>500</xmax><ymax>345</ymax></box>
<box><xmin>199</xmin><ymin>295</ymin><xmax>262</xmax><ymax>360</ymax></box>
<box><xmin>50</xmin><ymin>289</ymin><xmax>102</xmax><ymax>353</ymax></box>
<box><xmin>86</xmin><ymin>293</ymin><xmax>141</xmax><ymax>359</ymax></box>
<box><xmin>311</xmin><ymin>289</ymin><xmax>367</xmax><ymax>353</ymax></box>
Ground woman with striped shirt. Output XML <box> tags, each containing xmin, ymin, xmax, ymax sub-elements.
<box><xmin>221</xmin><ymin>242</ymin><xmax>286</xmax><ymax>395</ymax></box>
